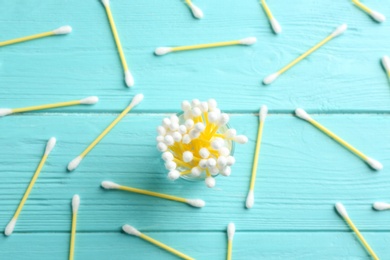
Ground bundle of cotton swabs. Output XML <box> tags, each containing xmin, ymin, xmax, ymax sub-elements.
<box><xmin>156</xmin><ymin>99</ymin><xmax>248</xmax><ymax>188</ymax></box>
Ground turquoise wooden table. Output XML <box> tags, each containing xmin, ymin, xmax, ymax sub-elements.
<box><xmin>1</xmin><ymin>0</ymin><xmax>390</xmax><ymax>259</ymax></box>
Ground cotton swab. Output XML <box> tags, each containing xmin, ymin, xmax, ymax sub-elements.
<box><xmin>4</xmin><ymin>137</ymin><xmax>56</xmax><ymax>236</ymax></box>
<box><xmin>263</xmin><ymin>24</ymin><xmax>347</xmax><ymax>85</ymax></box>
<box><xmin>69</xmin><ymin>195</ymin><xmax>80</xmax><ymax>260</ymax></box>
<box><xmin>246</xmin><ymin>105</ymin><xmax>267</xmax><ymax>209</ymax></box>
<box><xmin>101</xmin><ymin>181</ymin><xmax>205</xmax><ymax>208</ymax></box>
<box><xmin>101</xmin><ymin>0</ymin><xmax>134</xmax><ymax>87</ymax></box>
<box><xmin>373</xmin><ymin>202</ymin><xmax>390</xmax><ymax>211</ymax></box>
<box><xmin>155</xmin><ymin>37</ymin><xmax>257</xmax><ymax>56</ymax></box>
<box><xmin>0</xmin><ymin>96</ymin><xmax>99</xmax><ymax>117</ymax></box>
<box><xmin>352</xmin><ymin>0</ymin><xmax>386</xmax><ymax>23</ymax></box>
<box><xmin>67</xmin><ymin>94</ymin><xmax>143</xmax><ymax>171</ymax></box>
<box><xmin>335</xmin><ymin>203</ymin><xmax>379</xmax><ymax>260</ymax></box>
<box><xmin>184</xmin><ymin>0</ymin><xmax>203</xmax><ymax>19</ymax></box>
<box><xmin>0</xmin><ymin>26</ymin><xmax>72</xmax><ymax>47</ymax></box>
<box><xmin>261</xmin><ymin>0</ymin><xmax>281</xmax><ymax>34</ymax></box>
<box><xmin>295</xmin><ymin>108</ymin><xmax>382</xmax><ymax>171</ymax></box>
<box><xmin>122</xmin><ymin>225</ymin><xmax>194</xmax><ymax>260</ymax></box>
<box><xmin>227</xmin><ymin>223</ymin><xmax>235</xmax><ymax>260</ymax></box>
<box><xmin>381</xmin><ymin>55</ymin><xmax>390</xmax><ymax>77</ymax></box>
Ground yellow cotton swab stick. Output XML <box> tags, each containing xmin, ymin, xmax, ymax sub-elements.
<box><xmin>335</xmin><ymin>203</ymin><xmax>379</xmax><ymax>260</ymax></box>
<box><xmin>0</xmin><ymin>96</ymin><xmax>99</xmax><ymax>117</ymax></box>
<box><xmin>382</xmin><ymin>56</ymin><xmax>390</xmax><ymax>77</ymax></box>
<box><xmin>101</xmin><ymin>181</ymin><xmax>205</xmax><ymax>208</ymax></box>
<box><xmin>0</xmin><ymin>26</ymin><xmax>72</xmax><ymax>47</ymax></box>
<box><xmin>155</xmin><ymin>37</ymin><xmax>257</xmax><ymax>56</ymax></box>
<box><xmin>352</xmin><ymin>0</ymin><xmax>386</xmax><ymax>23</ymax></box>
<box><xmin>69</xmin><ymin>195</ymin><xmax>80</xmax><ymax>260</ymax></box>
<box><xmin>246</xmin><ymin>105</ymin><xmax>268</xmax><ymax>209</ymax></box>
<box><xmin>184</xmin><ymin>0</ymin><xmax>204</xmax><ymax>19</ymax></box>
<box><xmin>122</xmin><ymin>225</ymin><xmax>195</xmax><ymax>260</ymax></box>
<box><xmin>226</xmin><ymin>223</ymin><xmax>235</xmax><ymax>260</ymax></box>
<box><xmin>263</xmin><ymin>24</ymin><xmax>347</xmax><ymax>85</ymax></box>
<box><xmin>4</xmin><ymin>137</ymin><xmax>56</xmax><ymax>236</ymax></box>
<box><xmin>67</xmin><ymin>94</ymin><xmax>143</xmax><ymax>171</ymax></box>
<box><xmin>373</xmin><ymin>202</ymin><xmax>390</xmax><ymax>211</ymax></box>
<box><xmin>295</xmin><ymin>108</ymin><xmax>383</xmax><ymax>171</ymax></box>
<box><xmin>261</xmin><ymin>0</ymin><xmax>282</xmax><ymax>34</ymax></box>
<box><xmin>101</xmin><ymin>0</ymin><xmax>134</xmax><ymax>87</ymax></box>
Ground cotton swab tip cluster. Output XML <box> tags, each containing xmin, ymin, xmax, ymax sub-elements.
<box><xmin>0</xmin><ymin>109</ymin><xmax>13</xmax><ymax>117</ymax></box>
<box><xmin>72</xmin><ymin>195</ymin><xmax>80</xmax><ymax>214</ymax></box>
<box><xmin>238</xmin><ymin>37</ymin><xmax>257</xmax><ymax>45</ymax></box>
<box><xmin>4</xmin><ymin>219</ymin><xmax>16</xmax><ymax>236</ymax></box>
<box><xmin>295</xmin><ymin>108</ymin><xmax>312</xmax><ymax>121</ymax></box>
<box><xmin>335</xmin><ymin>202</ymin><xmax>349</xmax><ymax>218</ymax></box>
<box><xmin>122</xmin><ymin>224</ymin><xmax>141</xmax><ymax>236</ymax></box>
<box><xmin>185</xmin><ymin>199</ymin><xmax>206</xmax><ymax>208</ymax></box>
<box><xmin>101</xmin><ymin>181</ymin><xmax>120</xmax><ymax>189</ymax></box>
<box><xmin>79</xmin><ymin>96</ymin><xmax>99</xmax><ymax>105</ymax></box>
<box><xmin>373</xmin><ymin>202</ymin><xmax>390</xmax><ymax>211</ymax></box>
<box><xmin>45</xmin><ymin>137</ymin><xmax>57</xmax><ymax>155</ymax></box>
<box><xmin>52</xmin><ymin>26</ymin><xmax>72</xmax><ymax>35</ymax></box>
<box><xmin>67</xmin><ymin>156</ymin><xmax>83</xmax><ymax>171</ymax></box>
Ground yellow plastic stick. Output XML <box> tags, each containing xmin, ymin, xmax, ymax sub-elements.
<box><xmin>263</xmin><ymin>24</ymin><xmax>347</xmax><ymax>85</ymax></box>
<box><xmin>69</xmin><ymin>195</ymin><xmax>80</xmax><ymax>260</ymax></box>
<box><xmin>261</xmin><ymin>0</ymin><xmax>274</xmax><ymax>19</ymax></box>
<box><xmin>352</xmin><ymin>0</ymin><xmax>371</xmax><ymax>13</ymax></box>
<box><xmin>246</xmin><ymin>106</ymin><xmax>267</xmax><ymax>209</ymax></box>
<box><xmin>67</xmin><ymin>94</ymin><xmax>143</xmax><ymax>172</ymax></box>
<box><xmin>0</xmin><ymin>26</ymin><xmax>71</xmax><ymax>47</ymax></box>
<box><xmin>351</xmin><ymin>0</ymin><xmax>386</xmax><ymax>22</ymax></box>
<box><xmin>123</xmin><ymin>225</ymin><xmax>194</xmax><ymax>260</ymax></box>
<box><xmin>4</xmin><ymin>138</ymin><xmax>56</xmax><ymax>236</ymax></box>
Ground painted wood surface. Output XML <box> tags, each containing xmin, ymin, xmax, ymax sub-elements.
<box><xmin>0</xmin><ymin>0</ymin><xmax>389</xmax><ymax>259</ymax></box>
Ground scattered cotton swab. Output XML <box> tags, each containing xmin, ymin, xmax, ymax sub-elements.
<box><xmin>381</xmin><ymin>55</ymin><xmax>390</xmax><ymax>77</ymax></box>
<box><xmin>155</xmin><ymin>37</ymin><xmax>257</xmax><ymax>56</ymax></box>
<box><xmin>101</xmin><ymin>0</ymin><xmax>134</xmax><ymax>87</ymax></box>
<box><xmin>0</xmin><ymin>96</ymin><xmax>98</xmax><ymax>117</ymax></box>
<box><xmin>335</xmin><ymin>203</ymin><xmax>379</xmax><ymax>260</ymax></box>
<box><xmin>69</xmin><ymin>195</ymin><xmax>80</xmax><ymax>260</ymax></box>
<box><xmin>373</xmin><ymin>202</ymin><xmax>390</xmax><ymax>211</ymax></box>
<box><xmin>295</xmin><ymin>108</ymin><xmax>382</xmax><ymax>171</ymax></box>
<box><xmin>246</xmin><ymin>105</ymin><xmax>268</xmax><ymax>209</ymax></box>
<box><xmin>122</xmin><ymin>224</ymin><xmax>195</xmax><ymax>260</ymax></box>
<box><xmin>227</xmin><ymin>222</ymin><xmax>235</xmax><ymax>260</ymax></box>
<box><xmin>263</xmin><ymin>24</ymin><xmax>347</xmax><ymax>85</ymax></box>
<box><xmin>0</xmin><ymin>26</ymin><xmax>72</xmax><ymax>47</ymax></box>
<box><xmin>4</xmin><ymin>137</ymin><xmax>56</xmax><ymax>236</ymax></box>
<box><xmin>261</xmin><ymin>0</ymin><xmax>281</xmax><ymax>34</ymax></box>
<box><xmin>156</xmin><ymin>99</ymin><xmax>248</xmax><ymax>188</ymax></box>
<box><xmin>184</xmin><ymin>0</ymin><xmax>203</xmax><ymax>19</ymax></box>
<box><xmin>352</xmin><ymin>0</ymin><xmax>386</xmax><ymax>23</ymax></box>
<box><xmin>101</xmin><ymin>181</ymin><xmax>205</xmax><ymax>208</ymax></box>
<box><xmin>67</xmin><ymin>94</ymin><xmax>143</xmax><ymax>171</ymax></box>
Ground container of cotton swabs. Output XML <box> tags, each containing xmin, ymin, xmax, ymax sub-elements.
<box><xmin>156</xmin><ymin>99</ymin><xmax>248</xmax><ymax>188</ymax></box>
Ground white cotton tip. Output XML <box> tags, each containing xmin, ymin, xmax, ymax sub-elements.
<box><xmin>178</xmin><ymin>125</ymin><xmax>187</xmax><ymax>135</ymax></box>
<box><xmin>295</xmin><ymin>108</ymin><xmax>312</xmax><ymax>121</ymax></box>
<box><xmin>101</xmin><ymin>181</ymin><xmax>120</xmax><ymax>189</ymax></box>
<box><xmin>246</xmin><ymin>190</ymin><xmax>254</xmax><ymax>209</ymax></box>
<box><xmin>373</xmin><ymin>202</ymin><xmax>390</xmax><ymax>211</ymax></box>
<box><xmin>211</xmin><ymin>138</ymin><xmax>224</xmax><ymax>150</ymax></box>
<box><xmin>168</xmin><ymin>170</ymin><xmax>180</xmax><ymax>180</ymax></box>
<box><xmin>182</xmin><ymin>134</ymin><xmax>191</xmax><ymax>144</ymax></box>
<box><xmin>226</xmin><ymin>156</ymin><xmax>236</xmax><ymax>166</ymax></box>
<box><xmin>335</xmin><ymin>203</ymin><xmax>348</xmax><ymax>218</ymax></box>
<box><xmin>199</xmin><ymin>159</ymin><xmax>208</xmax><ymax>168</ymax></box>
<box><xmin>208</xmin><ymin>99</ymin><xmax>217</xmax><ymax>111</ymax></box>
<box><xmin>122</xmin><ymin>224</ymin><xmax>141</xmax><ymax>237</ymax></box>
<box><xmin>155</xmin><ymin>47</ymin><xmax>173</xmax><ymax>56</ymax></box>
<box><xmin>330</xmin><ymin>24</ymin><xmax>347</xmax><ymax>38</ymax></box>
<box><xmin>101</xmin><ymin>0</ymin><xmax>110</xmax><ymax>7</ymax></box>
<box><xmin>185</xmin><ymin>119</ymin><xmax>194</xmax><ymax>129</ymax></box>
<box><xmin>227</xmin><ymin>223</ymin><xmax>235</xmax><ymax>240</ymax></box>
<box><xmin>164</xmin><ymin>135</ymin><xmax>175</xmax><ymax>146</ymax></box>
<box><xmin>170</xmin><ymin>114</ymin><xmax>179</xmax><ymax>123</ymax></box>
<box><xmin>189</xmin><ymin>3</ymin><xmax>204</xmax><ymax>19</ymax></box>
<box><xmin>217</xmin><ymin>156</ymin><xmax>228</xmax><ymax>168</ymax></box>
<box><xmin>181</xmin><ymin>100</ymin><xmax>191</xmax><ymax>111</ymax></box>
<box><xmin>218</xmin><ymin>113</ymin><xmax>230</xmax><ymax>126</ymax></box>
<box><xmin>162</xmin><ymin>118</ymin><xmax>171</xmax><ymax>128</ymax></box>
<box><xmin>0</xmin><ymin>108</ymin><xmax>12</xmax><ymax>117</ymax></box>
<box><xmin>370</xmin><ymin>11</ymin><xmax>386</xmax><ymax>23</ymax></box>
<box><xmin>72</xmin><ymin>194</ymin><xmax>80</xmax><ymax>214</ymax></box>
<box><xmin>44</xmin><ymin>137</ymin><xmax>57</xmax><ymax>155</ymax></box>
<box><xmin>172</xmin><ymin>132</ymin><xmax>182</xmax><ymax>142</ymax></box>
<box><xmin>263</xmin><ymin>72</ymin><xmax>280</xmax><ymax>85</ymax></box>
<box><xmin>4</xmin><ymin>219</ymin><xmax>16</xmax><ymax>236</ymax></box>
<box><xmin>157</xmin><ymin>126</ymin><xmax>167</xmax><ymax>136</ymax></box>
<box><xmin>270</xmin><ymin>18</ymin><xmax>282</xmax><ymax>34</ymax></box>
<box><xmin>67</xmin><ymin>156</ymin><xmax>83</xmax><ymax>171</ymax></box>
<box><xmin>189</xmin><ymin>129</ymin><xmax>200</xmax><ymax>139</ymax></box>
<box><xmin>239</xmin><ymin>37</ymin><xmax>257</xmax><ymax>45</ymax></box>
<box><xmin>210</xmin><ymin>167</ymin><xmax>219</xmax><ymax>175</ymax></box>
<box><xmin>208</xmin><ymin>112</ymin><xmax>219</xmax><ymax>123</ymax></box>
<box><xmin>129</xmin><ymin>94</ymin><xmax>144</xmax><ymax>108</ymax></box>
<box><xmin>205</xmin><ymin>177</ymin><xmax>216</xmax><ymax>188</ymax></box>
<box><xmin>125</xmin><ymin>70</ymin><xmax>134</xmax><ymax>87</ymax></box>
<box><xmin>191</xmin><ymin>99</ymin><xmax>201</xmax><ymax>107</ymax></box>
<box><xmin>382</xmin><ymin>55</ymin><xmax>390</xmax><ymax>73</ymax></box>
<box><xmin>220</xmin><ymin>166</ymin><xmax>231</xmax><ymax>177</ymax></box>
<box><xmin>366</xmin><ymin>157</ymin><xmax>383</xmax><ymax>171</ymax></box>
<box><xmin>53</xmin><ymin>25</ymin><xmax>72</xmax><ymax>35</ymax></box>
<box><xmin>194</xmin><ymin>122</ymin><xmax>205</xmax><ymax>132</ymax></box>
<box><xmin>234</xmin><ymin>135</ymin><xmax>248</xmax><ymax>144</ymax></box>
<box><xmin>79</xmin><ymin>96</ymin><xmax>99</xmax><ymax>105</ymax></box>
<box><xmin>218</xmin><ymin>147</ymin><xmax>230</xmax><ymax>156</ymax></box>
<box><xmin>225</xmin><ymin>129</ymin><xmax>237</xmax><ymax>139</ymax></box>
<box><xmin>162</xmin><ymin>151</ymin><xmax>174</xmax><ymax>161</ymax></box>
<box><xmin>199</xmin><ymin>102</ymin><xmax>208</xmax><ymax>112</ymax></box>
<box><xmin>165</xmin><ymin>160</ymin><xmax>177</xmax><ymax>171</ymax></box>
<box><xmin>259</xmin><ymin>105</ymin><xmax>268</xmax><ymax>121</ymax></box>
<box><xmin>183</xmin><ymin>151</ymin><xmax>193</xmax><ymax>162</ymax></box>
<box><xmin>186</xmin><ymin>199</ymin><xmax>206</xmax><ymax>208</ymax></box>
<box><xmin>157</xmin><ymin>142</ymin><xmax>168</xmax><ymax>152</ymax></box>
<box><xmin>170</xmin><ymin>122</ymin><xmax>180</xmax><ymax>131</ymax></box>
<box><xmin>191</xmin><ymin>167</ymin><xmax>202</xmax><ymax>177</ymax></box>
<box><xmin>199</xmin><ymin>148</ymin><xmax>210</xmax><ymax>159</ymax></box>
<box><xmin>192</xmin><ymin>107</ymin><xmax>202</xmax><ymax>118</ymax></box>
<box><xmin>207</xmin><ymin>158</ymin><xmax>217</xmax><ymax>168</ymax></box>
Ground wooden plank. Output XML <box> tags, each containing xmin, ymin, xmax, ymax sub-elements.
<box><xmin>0</xmin><ymin>114</ymin><xmax>388</xmax><ymax>232</ymax></box>
<box><xmin>0</xmin><ymin>0</ymin><xmax>390</xmax><ymax>112</ymax></box>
